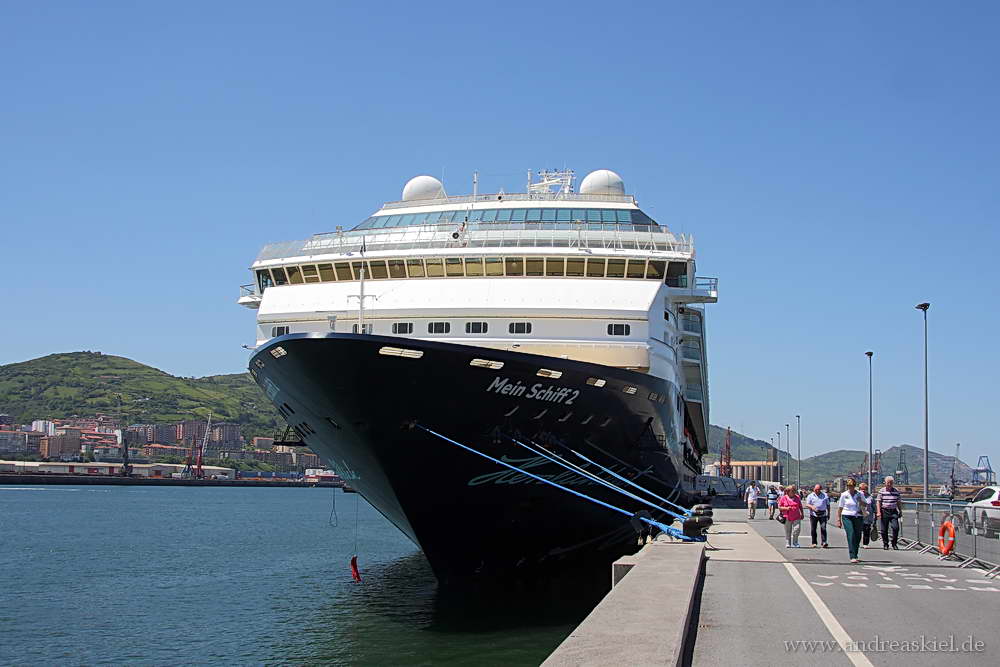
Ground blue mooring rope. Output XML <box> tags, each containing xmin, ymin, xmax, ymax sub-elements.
<box><xmin>565</xmin><ymin>446</ymin><xmax>693</xmax><ymax>516</ymax></box>
<box><xmin>504</xmin><ymin>434</ymin><xmax>689</xmax><ymax>522</ymax></box>
<box><xmin>415</xmin><ymin>424</ymin><xmax>696</xmax><ymax>542</ymax></box>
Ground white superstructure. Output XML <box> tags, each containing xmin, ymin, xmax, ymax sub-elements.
<box><xmin>239</xmin><ymin>169</ymin><xmax>718</xmax><ymax>447</ymax></box>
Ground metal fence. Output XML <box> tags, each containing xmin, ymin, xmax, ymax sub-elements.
<box><xmin>899</xmin><ymin>500</ymin><xmax>1000</xmax><ymax>577</ymax></box>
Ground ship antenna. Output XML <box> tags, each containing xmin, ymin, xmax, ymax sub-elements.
<box><xmin>347</xmin><ymin>236</ymin><xmax>377</xmax><ymax>334</ymax></box>
<box><xmin>472</xmin><ymin>170</ymin><xmax>478</xmax><ymax>197</ymax></box>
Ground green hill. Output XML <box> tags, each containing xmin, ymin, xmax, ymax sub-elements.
<box><xmin>0</xmin><ymin>352</ymin><xmax>283</xmax><ymax>441</ymax></box>
<box><xmin>707</xmin><ymin>426</ymin><xmax>970</xmax><ymax>485</ymax></box>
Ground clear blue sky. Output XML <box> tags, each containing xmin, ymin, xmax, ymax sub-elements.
<box><xmin>3</xmin><ymin>2</ymin><xmax>998</xmax><ymax>467</ymax></box>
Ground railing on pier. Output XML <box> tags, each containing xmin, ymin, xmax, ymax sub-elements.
<box><xmin>899</xmin><ymin>500</ymin><xmax>1000</xmax><ymax>575</ymax></box>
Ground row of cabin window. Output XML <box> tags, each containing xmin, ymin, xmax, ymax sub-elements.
<box><xmin>273</xmin><ymin>322</ymin><xmax>631</xmax><ymax>337</ymax></box>
<box><xmin>258</xmin><ymin>257</ymin><xmax>668</xmax><ymax>290</ymax></box>
<box><xmin>353</xmin><ymin>207</ymin><xmax>655</xmax><ymax>230</ymax></box>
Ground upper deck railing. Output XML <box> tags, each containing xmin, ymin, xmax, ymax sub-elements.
<box><xmin>256</xmin><ymin>224</ymin><xmax>694</xmax><ymax>263</ymax></box>
<box><xmin>381</xmin><ymin>191</ymin><xmax>637</xmax><ymax>210</ymax></box>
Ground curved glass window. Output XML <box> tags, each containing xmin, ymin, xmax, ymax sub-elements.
<box><xmin>355</xmin><ymin>207</ymin><xmax>661</xmax><ymax>232</ymax></box>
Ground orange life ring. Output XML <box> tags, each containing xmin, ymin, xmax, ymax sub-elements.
<box><xmin>938</xmin><ymin>520</ymin><xmax>956</xmax><ymax>555</ymax></box>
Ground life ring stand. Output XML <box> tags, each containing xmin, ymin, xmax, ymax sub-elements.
<box><xmin>938</xmin><ymin>520</ymin><xmax>956</xmax><ymax>556</ymax></box>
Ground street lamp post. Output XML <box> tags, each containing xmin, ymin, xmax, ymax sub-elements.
<box><xmin>866</xmin><ymin>351</ymin><xmax>874</xmax><ymax>491</ymax></box>
<box><xmin>795</xmin><ymin>415</ymin><xmax>801</xmax><ymax>487</ymax></box>
<box><xmin>916</xmin><ymin>302</ymin><xmax>930</xmax><ymax>500</ymax></box>
<box><xmin>785</xmin><ymin>424</ymin><xmax>790</xmax><ymax>486</ymax></box>
<box><xmin>777</xmin><ymin>431</ymin><xmax>782</xmax><ymax>485</ymax></box>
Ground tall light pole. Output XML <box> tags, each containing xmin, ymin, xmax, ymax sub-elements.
<box><xmin>916</xmin><ymin>302</ymin><xmax>930</xmax><ymax>500</ymax></box>
<box><xmin>785</xmin><ymin>424</ymin><xmax>790</xmax><ymax>486</ymax></box>
<box><xmin>777</xmin><ymin>431</ymin><xmax>782</xmax><ymax>485</ymax></box>
<box><xmin>795</xmin><ymin>415</ymin><xmax>801</xmax><ymax>487</ymax></box>
<box><xmin>866</xmin><ymin>351</ymin><xmax>874</xmax><ymax>491</ymax></box>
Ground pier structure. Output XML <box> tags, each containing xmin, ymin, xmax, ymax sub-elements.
<box><xmin>546</xmin><ymin>508</ymin><xmax>1000</xmax><ymax>666</ymax></box>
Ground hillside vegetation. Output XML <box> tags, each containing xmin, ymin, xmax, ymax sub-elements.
<box><xmin>707</xmin><ymin>426</ymin><xmax>970</xmax><ymax>485</ymax></box>
<box><xmin>0</xmin><ymin>352</ymin><xmax>283</xmax><ymax>441</ymax></box>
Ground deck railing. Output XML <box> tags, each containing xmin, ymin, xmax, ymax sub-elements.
<box><xmin>257</xmin><ymin>226</ymin><xmax>693</xmax><ymax>262</ymax></box>
<box><xmin>381</xmin><ymin>191</ymin><xmax>636</xmax><ymax>209</ymax></box>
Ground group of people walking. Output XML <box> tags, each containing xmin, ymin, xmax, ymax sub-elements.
<box><xmin>746</xmin><ymin>476</ymin><xmax>903</xmax><ymax>563</ymax></box>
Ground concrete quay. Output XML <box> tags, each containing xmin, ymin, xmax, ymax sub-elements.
<box><xmin>546</xmin><ymin>508</ymin><xmax>1000</xmax><ymax>666</ymax></box>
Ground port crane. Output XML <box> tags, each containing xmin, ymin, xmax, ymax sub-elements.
<box><xmin>182</xmin><ymin>413</ymin><xmax>211</xmax><ymax>479</ymax></box>
<box><xmin>114</xmin><ymin>394</ymin><xmax>132</xmax><ymax>477</ymax></box>
<box><xmin>894</xmin><ymin>447</ymin><xmax>910</xmax><ymax>484</ymax></box>
<box><xmin>720</xmin><ymin>427</ymin><xmax>733</xmax><ymax>478</ymax></box>
<box><xmin>971</xmin><ymin>456</ymin><xmax>996</xmax><ymax>485</ymax></box>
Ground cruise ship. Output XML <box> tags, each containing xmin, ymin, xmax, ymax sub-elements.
<box><xmin>239</xmin><ymin>169</ymin><xmax>718</xmax><ymax>583</ymax></box>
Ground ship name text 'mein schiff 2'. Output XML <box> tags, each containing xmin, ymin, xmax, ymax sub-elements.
<box><xmin>239</xmin><ymin>168</ymin><xmax>718</xmax><ymax>583</ymax></box>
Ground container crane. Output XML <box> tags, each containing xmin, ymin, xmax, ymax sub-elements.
<box><xmin>972</xmin><ymin>456</ymin><xmax>996</xmax><ymax>485</ymax></box>
<box><xmin>894</xmin><ymin>447</ymin><xmax>910</xmax><ymax>484</ymax></box>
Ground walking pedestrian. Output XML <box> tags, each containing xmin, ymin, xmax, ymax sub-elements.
<box><xmin>745</xmin><ymin>481</ymin><xmax>759</xmax><ymax>520</ymax></box>
<box><xmin>778</xmin><ymin>484</ymin><xmax>803</xmax><ymax>548</ymax></box>
<box><xmin>877</xmin><ymin>476</ymin><xmax>902</xmax><ymax>550</ymax></box>
<box><xmin>805</xmin><ymin>484</ymin><xmax>830</xmax><ymax>548</ymax></box>
<box><xmin>835</xmin><ymin>478</ymin><xmax>868</xmax><ymax>563</ymax></box>
<box><xmin>766</xmin><ymin>485</ymin><xmax>779</xmax><ymax>519</ymax></box>
<box><xmin>859</xmin><ymin>482</ymin><xmax>876</xmax><ymax>548</ymax></box>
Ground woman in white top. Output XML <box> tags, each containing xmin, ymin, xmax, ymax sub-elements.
<box><xmin>835</xmin><ymin>478</ymin><xmax>867</xmax><ymax>563</ymax></box>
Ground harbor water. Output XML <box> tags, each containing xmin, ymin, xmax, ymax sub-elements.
<box><xmin>0</xmin><ymin>486</ymin><xmax>606</xmax><ymax>665</ymax></box>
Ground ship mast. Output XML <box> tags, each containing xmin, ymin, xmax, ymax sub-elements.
<box><xmin>347</xmin><ymin>236</ymin><xmax>376</xmax><ymax>333</ymax></box>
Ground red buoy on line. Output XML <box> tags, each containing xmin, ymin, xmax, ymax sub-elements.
<box><xmin>350</xmin><ymin>555</ymin><xmax>362</xmax><ymax>582</ymax></box>
<box><xmin>938</xmin><ymin>520</ymin><xmax>956</xmax><ymax>556</ymax></box>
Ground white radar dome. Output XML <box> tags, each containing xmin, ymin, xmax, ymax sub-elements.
<box><xmin>578</xmin><ymin>169</ymin><xmax>625</xmax><ymax>196</ymax></box>
<box><xmin>401</xmin><ymin>175</ymin><xmax>447</xmax><ymax>201</ymax></box>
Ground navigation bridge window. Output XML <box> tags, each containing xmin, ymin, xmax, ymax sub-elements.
<box><xmin>353</xmin><ymin>207</ymin><xmax>658</xmax><ymax>231</ymax></box>
<box><xmin>509</xmin><ymin>322</ymin><xmax>532</xmax><ymax>334</ymax></box>
<box><xmin>607</xmin><ymin>323</ymin><xmax>631</xmax><ymax>336</ymax></box>
<box><xmin>465</xmin><ymin>322</ymin><xmax>488</xmax><ymax>334</ymax></box>
<box><xmin>271</xmin><ymin>325</ymin><xmax>289</xmax><ymax>337</ymax></box>
<box><xmin>392</xmin><ymin>322</ymin><xmax>413</xmax><ymax>334</ymax></box>
<box><xmin>255</xmin><ymin>258</ymin><xmax>667</xmax><ymax>289</ymax></box>
<box><xmin>428</xmin><ymin>322</ymin><xmax>451</xmax><ymax>334</ymax></box>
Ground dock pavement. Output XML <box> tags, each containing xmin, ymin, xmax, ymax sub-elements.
<box><xmin>690</xmin><ymin>508</ymin><xmax>1000</xmax><ymax>666</ymax></box>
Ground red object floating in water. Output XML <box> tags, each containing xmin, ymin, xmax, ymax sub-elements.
<box><xmin>350</xmin><ymin>555</ymin><xmax>362</xmax><ymax>582</ymax></box>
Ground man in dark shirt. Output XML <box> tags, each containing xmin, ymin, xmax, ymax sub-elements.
<box><xmin>876</xmin><ymin>476</ymin><xmax>903</xmax><ymax>550</ymax></box>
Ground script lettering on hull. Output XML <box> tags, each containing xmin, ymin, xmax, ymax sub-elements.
<box><xmin>486</xmin><ymin>376</ymin><xmax>580</xmax><ymax>405</ymax></box>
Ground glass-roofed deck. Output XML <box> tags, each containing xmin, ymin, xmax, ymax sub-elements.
<box><xmin>353</xmin><ymin>206</ymin><xmax>659</xmax><ymax>231</ymax></box>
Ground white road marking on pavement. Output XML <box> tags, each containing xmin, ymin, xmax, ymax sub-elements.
<box><xmin>969</xmin><ymin>586</ymin><xmax>1000</xmax><ymax>592</ymax></box>
<box><xmin>909</xmin><ymin>585</ymin><xmax>933</xmax><ymax>589</ymax></box>
<box><xmin>843</xmin><ymin>583</ymin><xmax>868</xmax><ymax>587</ymax></box>
<box><xmin>811</xmin><ymin>582</ymin><xmax>836</xmax><ymax>587</ymax></box>
<box><xmin>877</xmin><ymin>584</ymin><xmax>900</xmax><ymax>588</ymax></box>
<box><xmin>783</xmin><ymin>562</ymin><xmax>875</xmax><ymax>667</ymax></box>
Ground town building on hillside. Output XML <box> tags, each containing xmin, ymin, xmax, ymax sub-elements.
<box><xmin>176</xmin><ymin>420</ymin><xmax>209</xmax><ymax>446</ymax></box>
<box><xmin>0</xmin><ymin>414</ymin><xmax>13</xmax><ymax>428</ymax></box>
<box><xmin>31</xmin><ymin>420</ymin><xmax>57</xmax><ymax>436</ymax></box>
<box><xmin>252</xmin><ymin>436</ymin><xmax>275</xmax><ymax>450</ymax></box>
<box><xmin>140</xmin><ymin>443</ymin><xmax>189</xmax><ymax>459</ymax></box>
<box><xmin>152</xmin><ymin>424</ymin><xmax>176</xmax><ymax>444</ymax></box>
<box><xmin>40</xmin><ymin>428</ymin><xmax>82</xmax><ymax>460</ymax></box>
<box><xmin>209</xmin><ymin>422</ymin><xmax>243</xmax><ymax>449</ymax></box>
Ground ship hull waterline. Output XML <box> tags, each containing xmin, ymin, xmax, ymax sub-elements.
<box><xmin>250</xmin><ymin>333</ymin><xmax>702</xmax><ymax>584</ymax></box>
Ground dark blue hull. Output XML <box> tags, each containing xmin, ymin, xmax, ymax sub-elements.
<box><xmin>250</xmin><ymin>333</ymin><xmax>701</xmax><ymax>583</ymax></box>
